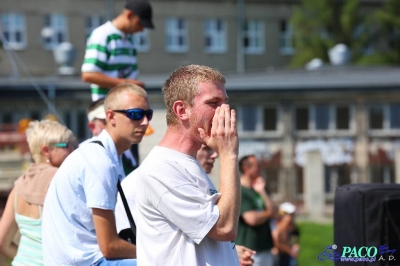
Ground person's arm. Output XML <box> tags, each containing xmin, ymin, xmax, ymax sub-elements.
<box><xmin>241</xmin><ymin>177</ymin><xmax>276</xmax><ymax>226</ymax></box>
<box><xmin>272</xmin><ymin>228</ymin><xmax>298</xmax><ymax>257</ymax></box>
<box><xmin>199</xmin><ymin>105</ymin><xmax>240</xmax><ymax>242</ymax></box>
<box><xmin>0</xmin><ymin>189</ymin><xmax>19</xmax><ymax>259</ymax></box>
<box><xmin>81</xmin><ymin>72</ymin><xmax>145</xmax><ymax>89</ymax></box>
<box><xmin>92</xmin><ymin>208</ymin><xmax>136</xmax><ymax>259</ymax></box>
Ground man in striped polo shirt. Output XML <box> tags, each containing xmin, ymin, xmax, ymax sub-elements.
<box><xmin>82</xmin><ymin>0</ymin><xmax>155</xmax><ymax>101</ymax></box>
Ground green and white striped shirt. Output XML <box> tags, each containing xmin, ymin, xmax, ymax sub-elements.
<box><xmin>82</xmin><ymin>21</ymin><xmax>139</xmax><ymax>101</ymax></box>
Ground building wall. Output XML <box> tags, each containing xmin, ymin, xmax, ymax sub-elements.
<box><xmin>1</xmin><ymin>0</ymin><xmax>297</xmax><ymax>76</ymax></box>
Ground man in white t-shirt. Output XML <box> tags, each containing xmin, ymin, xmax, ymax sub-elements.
<box><xmin>117</xmin><ymin>65</ymin><xmax>241</xmax><ymax>265</ymax></box>
<box><xmin>42</xmin><ymin>84</ymin><xmax>152</xmax><ymax>265</ymax></box>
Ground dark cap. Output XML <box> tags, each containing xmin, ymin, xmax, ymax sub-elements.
<box><xmin>125</xmin><ymin>0</ymin><xmax>155</xmax><ymax>29</ymax></box>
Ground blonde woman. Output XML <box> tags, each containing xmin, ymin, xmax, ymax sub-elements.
<box><xmin>0</xmin><ymin>120</ymin><xmax>76</xmax><ymax>265</ymax></box>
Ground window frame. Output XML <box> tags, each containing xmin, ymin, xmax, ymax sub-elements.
<box><xmin>85</xmin><ymin>14</ymin><xmax>105</xmax><ymax>41</ymax></box>
<box><xmin>204</xmin><ymin>18</ymin><xmax>227</xmax><ymax>54</ymax></box>
<box><xmin>279</xmin><ymin>20</ymin><xmax>294</xmax><ymax>55</ymax></box>
<box><xmin>1</xmin><ymin>12</ymin><xmax>27</xmax><ymax>50</ymax></box>
<box><xmin>43</xmin><ymin>13</ymin><xmax>68</xmax><ymax>50</ymax></box>
<box><xmin>368</xmin><ymin>103</ymin><xmax>400</xmax><ymax>137</ymax></box>
<box><xmin>237</xmin><ymin>104</ymin><xmax>283</xmax><ymax>138</ymax></box>
<box><xmin>294</xmin><ymin>104</ymin><xmax>355</xmax><ymax>137</ymax></box>
<box><xmin>165</xmin><ymin>17</ymin><xmax>188</xmax><ymax>53</ymax></box>
<box><xmin>243</xmin><ymin>19</ymin><xmax>264</xmax><ymax>54</ymax></box>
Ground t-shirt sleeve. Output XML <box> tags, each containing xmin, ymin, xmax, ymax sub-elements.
<box><xmin>156</xmin><ymin>182</ymin><xmax>220</xmax><ymax>245</ymax></box>
<box><xmin>83</xmin><ymin>152</ymin><xmax>118</xmax><ymax>210</ymax></box>
<box><xmin>81</xmin><ymin>29</ymin><xmax>109</xmax><ymax>73</ymax></box>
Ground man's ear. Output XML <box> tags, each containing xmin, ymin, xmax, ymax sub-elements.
<box><xmin>126</xmin><ymin>10</ymin><xmax>135</xmax><ymax>19</ymax></box>
<box><xmin>88</xmin><ymin>122</ymin><xmax>95</xmax><ymax>134</ymax></box>
<box><xmin>106</xmin><ymin>110</ymin><xmax>116</xmax><ymax>126</ymax></box>
<box><xmin>173</xmin><ymin>100</ymin><xmax>189</xmax><ymax>121</ymax></box>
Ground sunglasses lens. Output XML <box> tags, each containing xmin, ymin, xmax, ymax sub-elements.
<box><xmin>147</xmin><ymin>110</ymin><xmax>153</xmax><ymax>121</ymax></box>
<box><xmin>126</xmin><ymin>109</ymin><xmax>153</xmax><ymax>121</ymax></box>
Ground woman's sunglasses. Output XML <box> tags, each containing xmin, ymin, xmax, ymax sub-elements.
<box><xmin>113</xmin><ymin>108</ymin><xmax>153</xmax><ymax>121</ymax></box>
<box><xmin>52</xmin><ymin>141</ymin><xmax>77</xmax><ymax>150</ymax></box>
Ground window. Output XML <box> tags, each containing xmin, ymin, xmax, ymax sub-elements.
<box><xmin>85</xmin><ymin>15</ymin><xmax>104</xmax><ymax>40</ymax></box>
<box><xmin>295</xmin><ymin>105</ymin><xmax>352</xmax><ymax>132</ymax></box>
<box><xmin>43</xmin><ymin>14</ymin><xmax>68</xmax><ymax>50</ymax></box>
<box><xmin>1</xmin><ymin>13</ymin><xmax>26</xmax><ymax>50</ymax></box>
<box><xmin>315</xmin><ymin>105</ymin><xmax>329</xmax><ymax>130</ymax></box>
<box><xmin>165</xmin><ymin>18</ymin><xmax>188</xmax><ymax>52</ymax></box>
<box><xmin>389</xmin><ymin>104</ymin><xmax>400</xmax><ymax>129</ymax></box>
<box><xmin>295</xmin><ymin>107</ymin><xmax>309</xmax><ymax>130</ymax></box>
<box><xmin>243</xmin><ymin>20</ymin><xmax>264</xmax><ymax>54</ymax></box>
<box><xmin>204</xmin><ymin>19</ymin><xmax>226</xmax><ymax>53</ymax></box>
<box><xmin>336</xmin><ymin>106</ymin><xmax>350</xmax><ymax>130</ymax></box>
<box><xmin>263</xmin><ymin>107</ymin><xmax>277</xmax><ymax>131</ymax></box>
<box><xmin>369</xmin><ymin>105</ymin><xmax>384</xmax><ymax>130</ymax></box>
<box><xmin>280</xmin><ymin>20</ymin><xmax>294</xmax><ymax>55</ymax></box>
<box><xmin>133</xmin><ymin>29</ymin><xmax>150</xmax><ymax>52</ymax></box>
<box><xmin>242</xmin><ymin>106</ymin><xmax>257</xmax><ymax>131</ymax></box>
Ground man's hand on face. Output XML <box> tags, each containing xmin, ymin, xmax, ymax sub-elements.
<box><xmin>198</xmin><ymin>104</ymin><xmax>238</xmax><ymax>157</ymax></box>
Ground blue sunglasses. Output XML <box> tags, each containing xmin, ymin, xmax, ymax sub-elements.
<box><xmin>113</xmin><ymin>108</ymin><xmax>153</xmax><ymax>121</ymax></box>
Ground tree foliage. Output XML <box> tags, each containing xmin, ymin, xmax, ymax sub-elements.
<box><xmin>290</xmin><ymin>0</ymin><xmax>376</xmax><ymax>67</ymax></box>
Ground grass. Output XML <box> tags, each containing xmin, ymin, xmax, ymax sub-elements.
<box><xmin>297</xmin><ymin>221</ymin><xmax>334</xmax><ymax>266</ymax></box>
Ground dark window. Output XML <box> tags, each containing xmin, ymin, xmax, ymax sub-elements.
<box><xmin>3</xmin><ymin>113</ymin><xmax>12</xmax><ymax>123</ymax></box>
<box><xmin>296</xmin><ymin>107</ymin><xmax>308</xmax><ymax>130</ymax></box>
<box><xmin>336</xmin><ymin>106</ymin><xmax>349</xmax><ymax>130</ymax></box>
<box><xmin>4</xmin><ymin>31</ymin><xmax>10</xmax><ymax>41</ymax></box>
<box><xmin>178</xmin><ymin>36</ymin><xmax>184</xmax><ymax>46</ymax></box>
<box><xmin>178</xmin><ymin>19</ymin><xmax>184</xmax><ymax>30</ymax></box>
<box><xmin>86</xmin><ymin>17</ymin><xmax>92</xmax><ymax>28</ymax></box>
<box><xmin>216</xmin><ymin>20</ymin><xmax>222</xmax><ymax>31</ymax></box>
<box><xmin>44</xmin><ymin>15</ymin><xmax>50</xmax><ymax>27</ymax></box>
<box><xmin>15</xmin><ymin>31</ymin><xmax>22</xmax><ymax>42</ymax></box>
<box><xmin>263</xmin><ymin>107</ymin><xmax>277</xmax><ymax>131</ymax></box>
<box><xmin>369</xmin><ymin>106</ymin><xmax>383</xmax><ymax>129</ymax></box>
<box><xmin>77</xmin><ymin>111</ymin><xmax>87</xmax><ymax>141</ymax></box>
<box><xmin>280</xmin><ymin>20</ymin><xmax>287</xmax><ymax>32</ymax></box>
<box><xmin>30</xmin><ymin>111</ymin><xmax>40</xmax><ymax>120</ymax></box>
<box><xmin>370</xmin><ymin>165</ymin><xmax>394</xmax><ymax>183</ymax></box>
<box><xmin>64</xmin><ymin>112</ymin><xmax>71</xmax><ymax>129</ymax></box>
<box><xmin>242</xmin><ymin>106</ymin><xmax>257</xmax><ymax>131</ymax></box>
<box><xmin>243</xmin><ymin>37</ymin><xmax>249</xmax><ymax>48</ymax></box>
<box><xmin>315</xmin><ymin>105</ymin><xmax>329</xmax><ymax>130</ymax></box>
<box><xmin>390</xmin><ymin>104</ymin><xmax>400</xmax><ymax>129</ymax></box>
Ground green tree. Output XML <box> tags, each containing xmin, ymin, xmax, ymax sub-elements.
<box><xmin>290</xmin><ymin>0</ymin><xmax>372</xmax><ymax>67</ymax></box>
<box><xmin>358</xmin><ymin>0</ymin><xmax>400</xmax><ymax>65</ymax></box>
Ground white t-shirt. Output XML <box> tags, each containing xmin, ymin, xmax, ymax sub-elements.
<box><xmin>115</xmin><ymin>146</ymin><xmax>240</xmax><ymax>266</ymax></box>
<box><xmin>42</xmin><ymin>130</ymin><xmax>125</xmax><ymax>266</ymax></box>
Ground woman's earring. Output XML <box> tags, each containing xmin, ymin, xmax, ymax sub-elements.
<box><xmin>46</xmin><ymin>158</ymin><xmax>50</xmax><ymax>163</ymax></box>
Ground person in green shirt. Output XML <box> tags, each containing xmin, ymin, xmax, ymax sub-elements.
<box><xmin>236</xmin><ymin>155</ymin><xmax>278</xmax><ymax>266</ymax></box>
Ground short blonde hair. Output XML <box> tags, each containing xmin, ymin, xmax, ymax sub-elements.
<box><xmin>26</xmin><ymin>120</ymin><xmax>76</xmax><ymax>163</ymax></box>
<box><xmin>162</xmin><ymin>65</ymin><xmax>225</xmax><ymax>126</ymax></box>
<box><xmin>104</xmin><ymin>83</ymin><xmax>147</xmax><ymax>112</ymax></box>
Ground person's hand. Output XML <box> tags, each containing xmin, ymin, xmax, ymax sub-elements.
<box><xmin>236</xmin><ymin>245</ymin><xmax>256</xmax><ymax>266</ymax></box>
<box><xmin>198</xmin><ymin>104</ymin><xmax>238</xmax><ymax>157</ymax></box>
<box><xmin>290</xmin><ymin>243</ymin><xmax>300</xmax><ymax>258</ymax></box>
<box><xmin>125</xmin><ymin>79</ymin><xmax>145</xmax><ymax>88</ymax></box>
<box><xmin>252</xmin><ymin>176</ymin><xmax>266</xmax><ymax>194</ymax></box>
